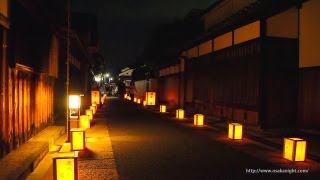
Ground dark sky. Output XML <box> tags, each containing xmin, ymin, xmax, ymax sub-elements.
<box><xmin>72</xmin><ymin>0</ymin><xmax>215</xmax><ymax>70</ymax></box>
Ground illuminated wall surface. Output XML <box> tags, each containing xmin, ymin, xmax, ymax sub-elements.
<box><xmin>187</xmin><ymin>46</ymin><xmax>198</xmax><ymax>59</ymax></box>
<box><xmin>0</xmin><ymin>0</ymin><xmax>8</xmax><ymax>17</ymax></box>
<box><xmin>234</xmin><ymin>21</ymin><xmax>260</xmax><ymax>45</ymax></box>
<box><xmin>199</xmin><ymin>40</ymin><xmax>213</xmax><ymax>56</ymax></box>
<box><xmin>283</xmin><ymin>138</ymin><xmax>307</xmax><ymax>161</ymax></box>
<box><xmin>300</xmin><ymin>0</ymin><xmax>320</xmax><ymax>68</ymax></box>
<box><xmin>214</xmin><ymin>32</ymin><xmax>232</xmax><ymax>51</ymax></box>
<box><xmin>266</xmin><ymin>7</ymin><xmax>298</xmax><ymax>38</ymax></box>
<box><xmin>91</xmin><ymin>90</ymin><xmax>100</xmax><ymax>105</ymax></box>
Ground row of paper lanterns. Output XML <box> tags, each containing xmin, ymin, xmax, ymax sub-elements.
<box><xmin>53</xmin><ymin>90</ymin><xmax>104</xmax><ymax>180</ymax></box>
<box><xmin>124</xmin><ymin>93</ymin><xmax>307</xmax><ymax>163</ymax></box>
<box><xmin>158</xmin><ymin>104</ymin><xmax>306</xmax><ymax>162</ymax></box>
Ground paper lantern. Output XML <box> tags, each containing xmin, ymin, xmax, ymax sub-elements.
<box><xmin>80</xmin><ymin>115</ymin><xmax>90</xmax><ymax>129</ymax></box>
<box><xmin>145</xmin><ymin>92</ymin><xmax>156</xmax><ymax>105</ymax></box>
<box><xmin>176</xmin><ymin>109</ymin><xmax>184</xmax><ymax>119</ymax></box>
<box><xmin>137</xmin><ymin>99</ymin><xmax>141</xmax><ymax>104</ymax></box>
<box><xmin>53</xmin><ymin>151</ymin><xmax>78</xmax><ymax>180</ymax></box>
<box><xmin>85</xmin><ymin>109</ymin><xmax>93</xmax><ymax>121</ymax></box>
<box><xmin>143</xmin><ymin>100</ymin><xmax>146</xmax><ymax>106</ymax></box>
<box><xmin>69</xmin><ymin>95</ymin><xmax>81</xmax><ymax>119</ymax></box>
<box><xmin>283</xmin><ymin>138</ymin><xmax>307</xmax><ymax>162</ymax></box>
<box><xmin>92</xmin><ymin>103</ymin><xmax>97</xmax><ymax>110</ymax></box>
<box><xmin>91</xmin><ymin>90</ymin><xmax>100</xmax><ymax>105</ymax></box>
<box><xmin>160</xmin><ymin>105</ymin><xmax>166</xmax><ymax>113</ymax></box>
<box><xmin>194</xmin><ymin>114</ymin><xmax>204</xmax><ymax>126</ymax></box>
<box><xmin>90</xmin><ymin>106</ymin><xmax>96</xmax><ymax>114</ymax></box>
<box><xmin>228</xmin><ymin>123</ymin><xmax>243</xmax><ymax>140</ymax></box>
<box><xmin>70</xmin><ymin>128</ymin><xmax>86</xmax><ymax>151</ymax></box>
<box><xmin>134</xmin><ymin>98</ymin><xmax>137</xmax><ymax>102</ymax></box>
<box><xmin>124</xmin><ymin>94</ymin><xmax>127</xmax><ymax>99</ymax></box>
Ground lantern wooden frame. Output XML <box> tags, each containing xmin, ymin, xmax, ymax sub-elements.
<box><xmin>283</xmin><ymin>138</ymin><xmax>307</xmax><ymax>162</ymax></box>
<box><xmin>70</xmin><ymin>128</ymin><xmax>86</xmax><ymax>151</ymax></box>
<box><xmin>53</xmin><ymin>152</ymin><xmax>79</xmax><ymax>180</ymax></box>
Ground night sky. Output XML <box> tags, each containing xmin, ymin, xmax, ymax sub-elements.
<box><xmin>72</xmin><ymin>0</ymin><xmax>216</xmax><ymax>71</ymax></box>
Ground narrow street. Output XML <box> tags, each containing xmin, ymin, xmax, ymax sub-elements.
<box><xmin>104</xmin><ymin>97</ymin><xmax>283</xmax><ymax>179</ymax></box>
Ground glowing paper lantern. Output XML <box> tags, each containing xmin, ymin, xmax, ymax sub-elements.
<box><xmin>228</xmin><ymin>123</ymin><xmax>243</xmax><ymax>140</ymax></box>
<box><xmin>176</xmin><ymin>109</ymin><xmax>184</xmax><ymax>119</ymax></box>
<box><xmin>53</xmin><ymin>152</ymin><xmax>78</xmax><ymax>180</ymax></box>
<box><xmin>134</xmin><ymin>98</ymin><xmax>137</xmax><ymax>102</ymax></box>
<box><xmin>70</xmin><ymin>128</ymin><xmax>86</xmax><ymax>151</ymax></box>
<box><xmin>90</xmin><ymin>106</ymin><xmax>96</xmax><ymax>114</ymax></box>
<box><xmin>283</xmin><ymin>138</ymin><xmax>307</xmax><ymax>162</ymax></box>
<box><xmin>80</xmin><ymin>115</ymin><xmax>90</xmax><ymax>129</ymax></box>
<box><xmin>85</xmin><ymin>109</ymin><xmax>93</xmax><ymax>121</ymax></box>
<box><xmin>145</xmin><ymin>92</ymin><xmax>156</xmax><ymax>105</ymax></box>
<box><xmin>124</xmin><ymin>94</ymin><xmax>127</xmax><ymax>99</ymax></box>
<box><xmin>92</xmin><ymin>103</ymin><xmax>97</xmax><ymax>110</ymax></box>
<box><xmin>137</xmin><ymin>99</ymin><xmax>141</xmax><ymax>104</ymax></box>
<box><xmin>91</xmin><ymin>90</ymin><xmax>100</xmax><ymax>105</ymax></box>
<box><xmin>143</xmin><ymin>100</ymin><xmax>146</xmax><ymax>106</ymax></box>
<box><xmin>160</xmin><ymin>105</ymin><xmax>166</xmax><ymax>113</ymax></box>
<box><xmin>69</xmin><ymin>95</ymin><xmax>81</xmax><ymax>119</ymax></box>
<box><xmin>194</xmin><ymin>114</ymin><xmax>204</xmax><ymax>126</ymax></box>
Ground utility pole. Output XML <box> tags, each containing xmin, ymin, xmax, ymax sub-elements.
<box><xmin>66</xmin><ymin>0</ymin><xmax>71</xmax><ymax>141</ymax></box>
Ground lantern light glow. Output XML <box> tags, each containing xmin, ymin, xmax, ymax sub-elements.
<box><xmin>80</xmin><ymin>115</ymin><xmax>90</xmax><ymax>129</ymax></box>
<box><xmin>160</xmin><ymin>105</ymin><xmax>166</xmax><ymax>113</ymax></box>
<box><xmin>85</xmin><ymin>109</ymin><xmax>93</xmax><ymax>121</ymax></box>
<box><xmin>176</xmin><ymin>109</ymin><xmax>184</xmax><ymax>119</ymax></box>
<box><xmin>53</xmin><ymin>152</ymin><xmax>78</xmax><ymax>180</ymax></box>
<box><xmin>70</xmin><ymin>128</ymin><xmax>86</xmax><ymax>151</ymax></box>
<box><xmin>194</xmin><ymin>114</ymin><xmax>204</xmax><ymax>126</ymax></box>
<box><xmin>228</xmin><ymin>123</ymin><xmax>243</xmax><ymax>140</ymax></box>
<box><xmin>145</xmin><ymin>92</ymin><xmax>156</xmax><ymax>105</ymax></box>
<box><xmin>283</xmin><ymin>138</ymin><xmax>307</xmax><ymax>162</ymax></box>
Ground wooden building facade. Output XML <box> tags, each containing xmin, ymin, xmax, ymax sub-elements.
<box><xmin>159</xmin><ymin>0</ymin><xmax>320</xmax><ymax>130</ymax></box>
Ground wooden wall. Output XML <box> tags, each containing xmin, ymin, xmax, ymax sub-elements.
<box><xmin>0</xmin><ymin>66</ymin><xmax>54</xmax><ymax>157</ymax></box>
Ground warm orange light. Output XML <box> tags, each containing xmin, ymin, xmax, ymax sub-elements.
<box><xmin>85</xmin><ymin>109</ymin><xmax>93</xmax><ymax>121</ymax></box>
<box><xmin>146</xmin><ymin>92</ymin><xmax>156</xmax><ymax>105</ymax></box>
<box><xmin>124</xmin><ymin>94</ymin><xmax>127</xmax><ymax>99</ymax></box>
<box><xmin>160</xmin><ymin>105</ymin><xmax>166</xmax><ymax>113</ymax></box>
<box><xmin>69</xmin><ymin>95</ymin><xmax>81</xmax><ymax>119</ymax></box>
<box><xmin>91</xmin><ymin>90</ymin><xmax>100</xmax><ymax>105</ymax></box>
<box><xmin>80</xmin><ymin>115</ymin><xmax>90</xmax><ymax>129</ymax></box>
<box><xmin>143</xmin><ymin>100</ymin><xmax>146</xmax><ymax>106</ymax></box>
<box><xmin>134</xmin><ymin>98</ymin><xmax>137</xmax><ymax>102</ymax></box>
<box><xmin>53</xmin><ymin>152</ymin><xmax>78</xmax><ymax>180</ymax></box>
<box><xmin>228</xmin><ymin>123</ymin><xmax>243</xmax><ymax>140</ymax></box>
<box><xmin>194</xmin><ymin>114</ymin><xmax>204</xmax><ymax>126</ymax></box>
<box><xmin>176</xmin><ymin>109</ymin><xmax>184</xmax><ymax>119</ymax></box>
<box><xmin>92</xmin><ymin>103</ymin><xmax>97</xmax><ymax>110</ymax></box>
<box><xmin>137</xmin><ymin>99</ymin><xmax>141</xmax><ymax>104</ymax></box>
<box><xmin>69</xmin><ymin>95</ymin><xmax>80</xmax><ymax>108</ymax></box>
<box><xmin>90</xmin><ymin>106</ymin><xmax>96</xmax><ymax>114</ymax></box>
<box><xmin>283</xmin><ymin>138</ymin><xmax>307</xmax><ymax>162</ymax></box>
<box><xmin>70</xmin><ymin>128</ymin><xmax>86</xmax><ymax>151</ymax></box>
